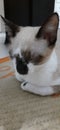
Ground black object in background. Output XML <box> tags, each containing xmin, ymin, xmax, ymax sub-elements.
<box><xmin>4</xmin><ymin>0</ymin><xmax>55</xmax><ymax>26</ymax></box>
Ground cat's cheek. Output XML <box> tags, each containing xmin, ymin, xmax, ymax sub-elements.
<box><xmin>27</xmin><ymin>63</ymin><xmax>35</xmax><ymax>73</ymax></box>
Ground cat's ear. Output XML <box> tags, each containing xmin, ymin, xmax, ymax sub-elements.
<box><xmin>36</xmin><ymin>13</ymin><xmax>59</xmax><ymax>47</ymax></box>
<box><xmin>0</xmin><ymin>15</ymin><xmax>20</xmax><ymax>37</ymax></box>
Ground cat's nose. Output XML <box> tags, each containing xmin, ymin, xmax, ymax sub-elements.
<box><xmin>16</xmin><ymin>56</ymin><xmax>28</xmax><ymax>75</ymax></box>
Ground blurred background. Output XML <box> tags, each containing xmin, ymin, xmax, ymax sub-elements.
<box><xmin>4</xmin><ymin>0</ymin><xmax>55</xmax><ymax>26</ymax></box>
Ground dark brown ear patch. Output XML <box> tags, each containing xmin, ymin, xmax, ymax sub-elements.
<box><xmin>1</xmin><ymin>15</ymin><xmax>19</xmax><ymax>37</ymax></box>
<box><xmin>36</xmin><ymin>13</ymin><xmax>59</xmax><ymax>48</ymax></box>
<box><xmin>1</xmin><ymin>15</ymin><xmax>20</xmax><ymax>45</ymax></box>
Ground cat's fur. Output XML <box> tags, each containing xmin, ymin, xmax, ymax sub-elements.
<box><xmin>1</xmin><ymin>13</ymin><xmax>60</xmax><ymax>96</ymax></box>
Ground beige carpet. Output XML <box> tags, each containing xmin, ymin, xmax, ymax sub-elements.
<box><xmin>0</xmin><ymin>30</ymin><xmax>60</xmax><ymax>130</ymax></box>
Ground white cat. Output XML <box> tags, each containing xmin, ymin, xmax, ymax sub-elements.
<box><xmin>1</xmin><ymin>13</ymin><xmax>60</xmax><ymax>96</ymax></box>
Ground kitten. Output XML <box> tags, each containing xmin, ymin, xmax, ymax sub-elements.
<box><xmin>1</xmin><ymin>13</ymin><xmax>60</xmax><ymax>96</ymax></box>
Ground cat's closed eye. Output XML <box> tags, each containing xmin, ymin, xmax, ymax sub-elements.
<box><xmin>21</xmin><ymin>50</ymin><xmax>31</xmax><ymax>64</ymax></box>
<box><xmin>21</xmin><ymin>50</ymin><xmax>44</xmax><ymax>65</ymax></box>
<box><xmin>31</xmin><ymin>55</ymin><xmax>44</xmax><ymax>65</ymax></box>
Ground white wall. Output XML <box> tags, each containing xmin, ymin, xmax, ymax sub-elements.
<box><xmin>0</xmin><ymin>0</ymin><xmax>5</xmax><ymax>32</ymax></box>
<box><xmin>0</xmin><ymin>0</ymin><xmax>9</xmax><ymax>58</ymax></box>
<box><xmin>54</xmin><ymin>0</ymin><xmax>60</xmax><ymax>28</ymax></box>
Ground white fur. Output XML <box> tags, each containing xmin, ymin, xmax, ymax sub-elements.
<box><xmin>21</xmin><ymin>82</ymin><xmax>54</xmax><ymax>96</ymax></box>
<box><xmin>14</xmin><ymin>49</ymin><xmax>58</xmax><ymax>96</ymax></box>
<box><xmin>15</xmin><ymin>49</ymin><xmax>57</xmax><ymax>85</ymax></box>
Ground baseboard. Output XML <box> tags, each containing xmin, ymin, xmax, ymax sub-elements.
<box><xmin>0</xmin><ymin>56</ymin><xmax>10</xmax><ymax>63</ymax></box>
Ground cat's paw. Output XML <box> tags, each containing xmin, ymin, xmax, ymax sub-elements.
<box><xmin>21</xmin><ymin>81</ymin><xmax>32</xmax><ymax>91</ymax></box>
<box><xmin>21</xmin><ymin>81</ymin><xmax>30</xmax><ymax>91</ymax></box>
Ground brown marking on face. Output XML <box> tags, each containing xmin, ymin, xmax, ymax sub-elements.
<box><xmin>32</xmin><ymin>48</ymin><xmax>54</xmax><ymax>65</ymax></box>
<box><xmin>21</xmin><ymin>50</ymin><xmax>31</xmax><ymax>63</ymax></box>
<box><xmin>21</xmin><ymin>50</ymin><xmax>45</xmax><ymax>65</ymax></box>
<box><xmin>21</xmin><ymin>44</ymin><xmax>54</xmax><ymax>66</ymax></box>
<box><xmin>31</xmin><ymin>54</ymin><xmax>44</xmax><ymax>65</ymax></box>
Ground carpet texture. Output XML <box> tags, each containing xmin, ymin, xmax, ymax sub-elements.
<box><xmin>0</xmin><ymin>30</ymin><xmax>60</xmax><ymax>130</ymax></box>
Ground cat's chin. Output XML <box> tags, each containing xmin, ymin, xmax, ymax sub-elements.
<box><xmin>15</xmin><ymin>71</ymin><xmax>24</xmax><ymax>82</ymax></box>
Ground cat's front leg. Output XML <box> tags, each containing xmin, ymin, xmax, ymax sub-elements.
<box><xmin>21</xmin><ymin>82</ymin><xmax>54</xmax><ymax>96</ymax></box>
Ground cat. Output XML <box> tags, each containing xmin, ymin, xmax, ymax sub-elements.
<box><xmin>1</xmin><ymin>12</ymin><xmax>60</xmax><ymax>96</ymax></box>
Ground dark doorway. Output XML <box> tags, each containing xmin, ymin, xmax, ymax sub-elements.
<box><xmin>4</xmin><ymin>0</ymin><xmax>55</xmax><ymax>26</ymax></box>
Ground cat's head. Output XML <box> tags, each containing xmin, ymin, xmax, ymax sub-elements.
<box><xmin>1</xmin><ymin>13</ymin><xmax>59</xmax><ymax>75</ymax></box>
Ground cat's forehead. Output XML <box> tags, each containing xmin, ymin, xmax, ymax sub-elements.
<box><xmin>16</xmin><ymin>26</ymin><xmax>40</xmax><ymax>42</ymax></box>
<box><xmin>11</xmin><ymin>26</ymin><xmax>48</xmax><ymax>55</ymax></box>
<box><xmin>15</xmin><ymin>26</ymin><xmax>46</xmax><ymax>46</ymax></box>
<box><xmin>21</xmin><ymin>26</ymin><xmax>40</xmax><ymax>37</ymax></box>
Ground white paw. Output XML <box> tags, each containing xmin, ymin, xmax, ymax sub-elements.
<box><xmin>21</xmin><ymin>82</ymin><xmax>30</xmax><ymax>91</ymax></box>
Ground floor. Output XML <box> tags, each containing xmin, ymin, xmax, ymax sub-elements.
<box><xmin>0</xmin><ymin>58</ymin><xmax>60</xmax><ymax>130</ymax></box>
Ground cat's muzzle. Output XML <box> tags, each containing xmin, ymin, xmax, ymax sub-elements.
<box><xmin>16</xmin><ymin>56</ymin><xmax>28</xmax><ymax>75</ymax></box>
